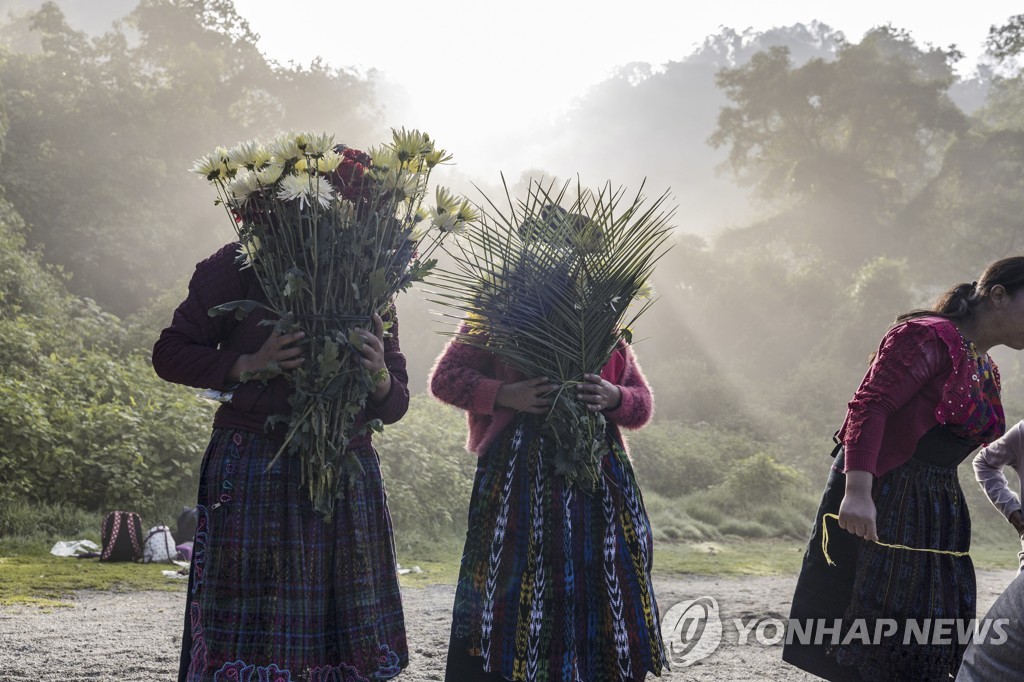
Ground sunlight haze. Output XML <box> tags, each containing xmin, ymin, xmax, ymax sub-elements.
<box><xmin>232</xmin><ymin>0</ymin><xmax>1021</xmax><ymax>176</ymax></box>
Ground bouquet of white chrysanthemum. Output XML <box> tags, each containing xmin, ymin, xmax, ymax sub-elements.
<box><xmin>432</xmin><ymin>178</ymin><xmax>673</xmax><ymax>489</ymax></box>
<box><xmin>192</xmin><ymin>128</ymin><xmax>475</xmax><ymax>518</ymax></box>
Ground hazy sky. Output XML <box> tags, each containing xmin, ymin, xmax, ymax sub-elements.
<box><xmin>233</xmin><ymin>0</ymin><xmax>1020</xmax><ymax>174</ymax></box>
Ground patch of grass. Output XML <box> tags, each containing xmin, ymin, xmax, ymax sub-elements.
<box><xmin>654</xmin><ymin>539</ymin><xmax>808</xmax><ymax>576</ymax></box>
<box><xmin>396</xmin><ymin>539</ymin><xmax>463</xmax><ymax>587</ymax></box>
<box><xmin>651</xmin><ymin>537</ymin><xmax>1023</xmax><ymax>577</ymax></box>
<box><xmin>969</xmin><ymin>541</ymin><xmax>1021</xmax><ymax>571</ymax></box>
<box><xmin>3</xmin><ymin>519</ymin><xmax>1017</xmax><ymax>607</ymax></box>
<box><xmin>0</xmin><ymin>540</ymin><xmax>184</xmax><ymax>607</ymax></box>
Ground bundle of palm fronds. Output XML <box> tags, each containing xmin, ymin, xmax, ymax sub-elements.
<box><xmin>434</xmin><ymin>179</ymin><xmax>674</xmax><ymax>488</ymax></box>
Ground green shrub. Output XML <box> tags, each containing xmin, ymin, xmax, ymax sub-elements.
<box><xmin>718</xmin><ymin>518</ymin><xmax>773</xmax><ymax>538</ymax></box>
<box><xmin>375</xmin><ymin>395</ymin><xmax>476</xmax><ymax>550</ymax></box>
<box><xmin>677</xmin><ymin>453</ymin><xmax>818</xmax><ymax>540</ymax></box>
<box><xmin>644</xmin><ymin>491</ymin><xmax>719</xmax><ymax>542</ymax></box>
<box><xmin>0</xmin><ymin>207</ymin><xmax>214</xmax><ymax>517</ymax></box>
<box><xmin>629</xmin><ymin>421</ymin><xmax>783</xmax><ymax>498</ymax></box>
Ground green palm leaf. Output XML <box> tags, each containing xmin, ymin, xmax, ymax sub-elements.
<box><xmin>431</xmin><ymin>177</ymin><xmax>675</xmax><ymax>487</ymax></box>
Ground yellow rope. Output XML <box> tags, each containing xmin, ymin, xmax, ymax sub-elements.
<box><xmin>821</xmin><ymin>513</ymin><xmax>970</xmax><ymax>566</ymax></box>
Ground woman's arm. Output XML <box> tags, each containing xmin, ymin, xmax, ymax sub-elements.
<box><xmin>152</xmin><ymin>244</ymin><xmax>247</xmax><ymax>390</ymax></box>
<box><xmin>841</xmin><ymin>322</ymin><xmax>948</xmax><ymax>475</ymax></box>
<box><xmin>974</xmin><ymin>421</ymin><xmax>1024</xmax><ymax>526</ymax></box>
<box><xmin>600</xmin><ymin>344</ymin><xmax>653</xmax><ymax>429</ymax></box>
<box><xmin>838</xmin><ymin>322</ymin><xmax>948</xmax><ymax>540</ymax></box>
<box><xmin>429</xmin><ymin>326</ymin><xmax>507</xmax><ymax>415</ymax></box>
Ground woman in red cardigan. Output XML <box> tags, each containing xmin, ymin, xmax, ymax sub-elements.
<box><xmin>783</xmin><ymin>256</ymin><xmax>1024</xmax><ymax>681</ymax></box>
<box><xmin>430</xmin><ymin>326</ymin><xmax>665</xmax><ymax>681</ymax></box>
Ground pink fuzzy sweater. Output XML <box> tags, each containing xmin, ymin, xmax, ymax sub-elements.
<box><xmin>429</xmin><ymin>330</ymin><xmax>653</xmax><ymax>455</ymax></box>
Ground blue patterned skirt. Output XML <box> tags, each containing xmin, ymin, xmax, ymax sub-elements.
<box><xmin>178</xmin><ymin>429</ymin><xmax>407</xmax><ymax>682</ymax></box>
<box><xmin>445</xmin><ymin>414</ymin><xmax>666</xmax><ymax>682</ymax></box>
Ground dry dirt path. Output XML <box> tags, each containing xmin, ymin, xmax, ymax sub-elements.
<box><xmin>0</xmin><ymin>569</ymin><xmax>1016</xmax><ymax>681</ymax></box>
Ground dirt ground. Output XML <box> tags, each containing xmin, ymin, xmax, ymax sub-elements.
<box><xmin>0</xmin><ymin>569</ymin><xmax>1016</xmax><ymax>681</ymax></box>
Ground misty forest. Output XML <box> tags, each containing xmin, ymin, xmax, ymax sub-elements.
<box><xmin>2</xmin><ymin>0</ymin><xmax>1024</xmax><ymax>557</ymax></box>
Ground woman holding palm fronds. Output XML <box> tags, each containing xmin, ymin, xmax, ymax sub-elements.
<box><xmin>430</xmin><ymin>184</ymin><xmax>671</xmax><ymax>682</ymax></box>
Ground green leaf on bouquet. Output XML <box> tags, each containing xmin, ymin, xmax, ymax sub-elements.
<box><xmin>283</xmin><ymin>267</ymin><xmax>307</xmax><ymax>298</ymax></box>
<box><xmin>368</xmin><ymin>268</ymin><xmax>388</xmax><ymax>299</ymax></box>
<box><xmin>207</xmin><ymin>299</ymin><xmax>267</xmax><ymax>320</ymax></box>
<box><xmin>240</xmin><ymin>361</ymin><xmax>282</xmax><ymax>383</ymax></box>
<box><xmin>319</xmin><ymin>339</ymin><xmax>342</xmax><ymax>376</ymax></box>
<box><xmin>347</xmin><ymin>329</ymin><xmax>364</xmax><ymax>349</ymax></box>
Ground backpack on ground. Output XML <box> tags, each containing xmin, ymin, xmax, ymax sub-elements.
<box><xmin>176</xmin><ymin>506</ymin><xmax>198</xmax><ymax>544</ymax></box>
<box><xmin>142</xmin><ymin>525</ymin><xmax>177</xmax><ymax>563</ymax></box>
<box><xmin>100</xmin><ymin>511</ymin><xmax>144</xmax><ymax>562</ymax></box>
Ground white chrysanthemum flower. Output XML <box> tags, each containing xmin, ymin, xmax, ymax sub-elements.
<box><xmin>302</xmin><ymin>132</ymin><xmax>335</xmax><ymax>157</ymax></box>
<box><xmin>214</xmin><ymin>146</ymin><xmax>238</xmax><ymax>172</ymax></box>
<box><xmin>238</xmin><ymin>235</ymin><xmax>261</xmax><ymax>267</ymax></box>
<box><xmin>367</xmin><ymin>145</ymin><xmax>399</xmax><ymax>174</ymax></box>
<box><xmin>269</xmin><ymin>133</ymin><xmax>302</xmax><ymax>163</ymax></box>
<box><xmin>277</xmin><ymin>174</ymin><xmax>333</xmax><ymax>209</ymax></box>
<box><xmin>191</xmin><ymin>153</ymin><xmax>222</xmax><ymax>180</ymax></box>
<box><xmin>294</xmin><ymin>158</ymin><xmax>312</xmax><ymax>175</ymax></box>
<box><xmin>456</xmin><ymin>200</ymin><xmax>479</xmax><ymax>223</ymax></box>
<box><xmin>423</xmin><ymin>148</ymin><xmax>452</xmax><ymax>168</ymax></box>
<box><xmin>277</xmin><ymin>173</ymin><xmax>310</xmax><ymax>203</ymax></box>
<box><xmin>227</xmin><ymin>170</ymin><xmax>261</xmax><ymax>203</ymax></box>
<box><xmin>434</xmin><ymin>187</ymin><xmax>461</xmax><ymax>215</ymax></box>
<box><xmin>392</xmin><ymin>127</ymin><xmax>432</xmax><ymax>162</ymax></box>
<box><xmin>383</xmin><ymin>170</ymin><xmax>422</xmax><ymax>200</ymax></box>
<box><xmin>316</xmin><ymin>151</ymin><xmax>342</xmax><ymax>174</ymax></box>
<box><xmin>255</xmin><ymin>162</ymin><xmax>285</xmax><ymax>186</ymax></box>
<box><xmin>309</xmin><ymin>177</ymin><xmax>335</xmax><ymax>208</ymax></box>
<box><xmin>430</xmin><ymin>206</ymin><xmax>463</xmax><ymax>233</ymax></box>
<box><xmin>228</xmin><ymin>140</ymin><xmax>269</xmax><ymax>170</ymax></box>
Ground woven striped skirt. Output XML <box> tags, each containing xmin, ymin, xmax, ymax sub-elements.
<box><xmin>177</xmin><ymin>428</ymin><xmax>407</xmax><ymax>682</ymax></box>
<box><xmin>445</xmin><ymin>414</ymin><xmax>666</xmax><ymax>682</ymax></box>
<box><xmin>783</xmin><ymin>426</ymin><xmax>977</xmax><ymax>681</ymax></box>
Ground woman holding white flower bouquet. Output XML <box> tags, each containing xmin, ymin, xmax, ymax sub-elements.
<box><xmin>155</xmin><ymin>130</ymin><xmax>469</xmax><ymax>682</ymax></box>
<box><xmin>430</xmin><ymin>182</ymin><xmax>671</xmax><ymax>681</ymax></box>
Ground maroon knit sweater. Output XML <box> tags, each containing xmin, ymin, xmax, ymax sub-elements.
<box><xmin>429</xmin><ymin>325</ymin><xmax>653</xmax><ymax>455</ymax></box>
<box><xmin>838</xmin><ymin>316</ymin><xmax>1002</xmax><ymax>476</ymax></box>
<box><xmin>152</xmin><ymin>243</ymin><xmax>409</xmax><ymax>442</ymax></box>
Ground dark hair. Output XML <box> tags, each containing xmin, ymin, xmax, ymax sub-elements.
<box><xmin>896</xmin><ymin>256</ymin><xmax>1024</xmax><ymax>323</ymax></box>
